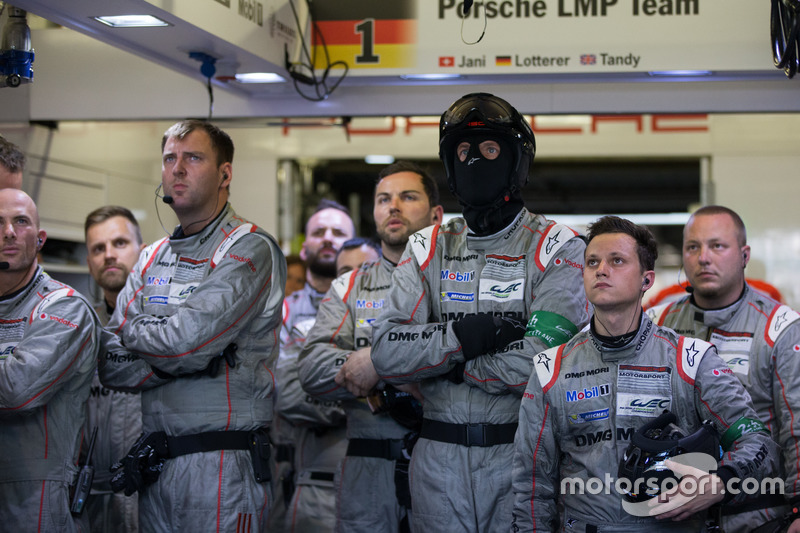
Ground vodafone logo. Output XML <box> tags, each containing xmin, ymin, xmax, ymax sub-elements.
<box><xmin>554</xmin><ymin>258</ymin><xmax>562</xmax><ymax>265</ymax></box>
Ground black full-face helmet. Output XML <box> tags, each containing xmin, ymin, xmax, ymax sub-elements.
<box><xmin>438</xmin><ymin>92</ymin><xmax>536</xmax><ymax>202</ymax></box>
<box><xmin>617</xmin><ymin>411</ymin><xmax>722</xmax><ymax>503</ymax></box>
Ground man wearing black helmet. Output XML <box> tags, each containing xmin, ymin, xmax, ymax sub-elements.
<box><xmin>371</xmin><ymin>93</ymin><xmax>590</xmax><ymax>531</ymax></box>
<box><xmin>512</xmin><ymin>216</ymin><xmax>777</xmax><ymax>532</ymax></box>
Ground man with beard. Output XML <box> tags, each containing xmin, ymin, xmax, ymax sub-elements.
<box><xmin>0</xmin><ymin>189</ymin><xmax>100</xmax><ymax>532</ymax></box>
<box><xmin>371</xmin><ymin>93</ymin><xmax>590</xmax><ymax>532</ymax></box>
<box><xmin>299</xmin><ymin>161</ymin><xmax>443</xmax><ymax>532</ymax></box>
<box><xmin>272</xmin><ymin>199</ymin><xmax>355</xmax><ymax>533</ymax></box>
<box><xmin>648</xmin><ymin>206</ymin><xmax>800</xmax><ymax>533</ymax></box>
<box><xmin>83</xmin><ymin>206</ymin><xmax>145</xmax><ymax>533</ymax></box>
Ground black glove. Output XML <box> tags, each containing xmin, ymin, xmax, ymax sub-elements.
<box><xmin>110</xmin><ymin>432</ymin><xmax>168</xmax><ymax>496</ymax></box>
<box><xmin>203</xmin><ymin>342</ymin><xmax>238</xmax><ymax>377</ymax></box>
<box><xmin>150</xmin><ymin>343</ymin><xmax>237</xmax><ymax>380</ymax></box>
<box><xmin>452</xmin><ymin>315</ymin><xmax>527</xmax><ymax>360</ymax></box>
<box><xmin>442</xmin><ymin>361</ymin><xmax>466</xmax><ymax>384</ymax></box>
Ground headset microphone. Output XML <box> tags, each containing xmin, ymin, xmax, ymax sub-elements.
<box><xmin>0</xmin><ymin>262</ymin><xmax>9</xmax><ymax>270</ymax></box>
<box><xmin>685</xmin><ymin>285</ymin><xmax>694</xmax><ymax>293</ymax></box>
<box><xmin>155</xmin><ymin>184</ymin><xmax>174</xmax><ymax>204</ymax></box>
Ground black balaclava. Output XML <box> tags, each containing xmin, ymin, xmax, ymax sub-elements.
<box><xmin>452</xmin><ymin>135</ymin><xmax>524</xmax><ymax>235</ymax></box>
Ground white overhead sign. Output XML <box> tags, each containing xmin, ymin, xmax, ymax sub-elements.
<box><xmin>310</xmin><ymin>0</ymin><xmax>772</xmax><ymax>75</ymax></box>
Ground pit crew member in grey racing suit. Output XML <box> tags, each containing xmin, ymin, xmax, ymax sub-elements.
<box><xmin>649</xmin><ymin>283</ymin><xmax>800</xmax><ymax>530</ymax></box>
<box><xmin>100</xmin><ymin>203</ymin><xmax>285</xmax><ymax>533</ymax></box>
<box><xmin>300</xmin><ymin>256</ymin><xmax>416</xmax><ymax>532</ymax></box>
<box><xmin>274</xmin><ymin>281</ymin><xmax>347</xmax><ymax>533</ymax></box>
<box><xmin>0</xmin><ymin>269</ymin><xmax>100</xmax><ymax>532</ymax></box>
<box><xmin>512</xmin><ymin>314</ymin><xmax>778</xmax><ymax>532</ymax></box>
<box><xmin>372</xmin><ymin>93</ymin><xmax>590</xmax><ymax>532</ymax></box>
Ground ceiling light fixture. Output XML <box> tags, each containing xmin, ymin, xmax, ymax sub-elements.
<box><xmin>400</xmin><ymin>73</ymin><xmax>463</xmax><ymax>81</ymax></box>
<box><xmin>365</xmin><ymin>155</ymin><xmax>395</xmax><ymax>165</ymax></box>
<box><xmin>93</xmin><ymin>15</ymin><xmax>170</xmax><ymax>28</ymax></box>
<box><xmin>234</xmin><ymin>72</ymin><xmax>286</xmax><ymax>84</ymax></box>
<box><xmin>648</xmin><ymin>70</ymin><xmax>712</xmax><ymax>77</ymax></box>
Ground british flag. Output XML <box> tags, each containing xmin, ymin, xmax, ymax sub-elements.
<box><xmin>580</xmin><ymin>54</ymin><xmax>597</xmax><ymax>65</ymax></box>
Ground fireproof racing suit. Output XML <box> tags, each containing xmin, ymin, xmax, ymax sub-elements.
<box><xmin>274</xmin><ymin>282</ymin><xmax>347</xmax><ymax>533</ymax></box>
<box><xmin>299</xmin><ymin>256</ymin><xmax>414</xmax><ymax>532</ymax></box>
<box><xmin>512</xmin><ymin>315</ymin><xmax>779</xmax><ymax>532</ymax></box>
<box><xmin>648</xmin><ymin>284</ymin><xmax>800</xmax><ymax>531</ymax></box>
<box><xmin>371</xmin><ymin>209</ymin><xmax>590</xmax><ymax>532</ymax></box>
<box><xmin>84</xmin><ymin>302</ymin><xmax>141</xmax><ymax>533</ymax></box>
<box><xmin>0</xmin><ymin>268</ymin><xmax>100</xmax><ymax>532</ymax></box>
<box><xmin>100</xmin><ymin>204</ymin><xmax>285</xmax><ymax>533</ymax></box>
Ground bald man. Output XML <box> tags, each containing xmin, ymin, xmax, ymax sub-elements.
<box><xmin>0</xmin><ymin>189</ymin><xmax>101</xmax><ymax>531</ymax></box>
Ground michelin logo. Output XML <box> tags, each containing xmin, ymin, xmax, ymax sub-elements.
<box><xmin>569</xmin><ymin>408</ymin><xmax>610</xmax><ymax>424</ymax></box>
<box><xmin>441</xmin><ymin>291</ymin><xmax>475</xmax><ymax>303</ymax></box>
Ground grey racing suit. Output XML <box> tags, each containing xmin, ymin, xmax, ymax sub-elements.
<box><xmin>299</xmin><ymin>256</ymin><xmax>413</xmax><ymax>533</ymax></box>
<box><xmin>649</xmin><ymin>284</ymin><xmax>800</xmax><ymax>531</ymax></box>
<box><xmin>512</xmin><ymin>314</ymin><xmax>779</xmax><ymax>532</ymax></box>
<box><xmin>100</xmin><ymin>204</ymin><xmax>285</xmax><ymax>533</ymax></box>
<box><xmin>371</xmin><ymin>209</ymin><xmax>590</xmax><ymax>532</ymax></box>
<box><xmin>274</xmin><ymin>282</ymin><xmax>347</xmax><ymax>533</ymax></box>
<box><xmin>0</xmin><ymin>267</ymin><xmax>100</xmax><ymax>532</ymax></box>
<box><xmin>83</xmin><ymin>301</ymin><xmax>141</xmax><ymax>533</ymax></box>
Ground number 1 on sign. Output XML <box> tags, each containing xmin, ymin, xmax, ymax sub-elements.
<box><xmin>355</xmin><ymin>19</ymin><xmax>380</xmax><ymax>64</ymax></box>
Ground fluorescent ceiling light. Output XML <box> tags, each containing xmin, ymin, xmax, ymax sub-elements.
<box><xmin>551</xmin><ymin>213</ymin><xmax>692</xmax><ymax>227</ymax></box>
<box><xmin>234</xmin><ymin>72</ymin><xmax>286</xmax><ymax>84</ymax></box>
<box><xmin>365</xmin><ymin>155</ymin><xmax>395</xmax><ymax>165</ymax></box>
<box><xmin>648</xmin><ymin>70</ymin><xmax>712</xmax><ymax>77</ymax></box>
<box><xmin>94</xmin><ymin>15</ymin><xmax>170</xmax><ymax>28</ymax></box>
<box><xmin>400</xmin><ymin>74</ymin><xmax>463</xmax><ymax>81</ymax></box>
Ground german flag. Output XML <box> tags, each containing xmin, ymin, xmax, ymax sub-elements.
<box><xmin>496</xmin><ymin>56</ymin><xmax>512</xmax><ymax>66</ymax></box>
<box><xmin>311</xmin><ymin>2</ymin><xmax>417</xmax><ymax>70</ymax></box>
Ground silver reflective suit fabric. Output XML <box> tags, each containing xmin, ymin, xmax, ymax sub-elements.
<box><xmin>372</xmin><ymin>209</ymin><xmax>589</xmax><ymax>532</ymax></box>
<box><xmin>274</xmin><ymin>282</ymin><xmax>346</xmax><ymax>533</ymax></box>
<box><xmin>649</xmin><ymin>285</ymin><xmax>800</xmax><ymax>531</ymax></box>
<box><xmin>0</xmin><ymin>268</ymin><xmax>99</xmax><ymax>532</ymax></box>
<box><xmin>299</xmin><ymin>256</ymin><xmax>412</xmax><ymax>532</ymax></box>
<box><xmin>512</xmin><ymin>315</ymin><xmax>779</xmax><ymax>532</ymax></box>
<box><xmin>100</xmin><ymin>205</ymin><xmax>285</xmax><ymax>532</ymax></box>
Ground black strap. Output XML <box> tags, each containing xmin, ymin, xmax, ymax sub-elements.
<box><xmin>165</xmin><ymin>430</ymin><xmax>251</xmax><ymax>458</ymax></box>
<box><xmin>346</xmin><ymin>438</ymin><xmax>405</xmax><ymax>461</ymax></box>
<box><xmin>274</xmin><ymin>444</ymin><xmax>295</xmax><ymax>463</ymax></box>
<box><xmin>721</xmin><ymin>493</ymin><xmax>787</xmax><ymax>516</ymax></box>
<box><xmin>420</xmin><ymin>419</ymin><xmax>517</xmax><ymax>447</ymax></box>
<box><xmin>309</xmin><ymin>471</ymin><xmax>335</xmax><ymax>482</ymax></box>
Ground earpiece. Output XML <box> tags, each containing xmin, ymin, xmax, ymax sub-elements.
<box><xmin>38</xmin><ymin>238</ymin><xmax>43</xmax><ymax>247</ymax></box>
<box><xmin>642</xmin><ymin>279</ymin><xmax>650</xmax><ymax>289</ymax></box>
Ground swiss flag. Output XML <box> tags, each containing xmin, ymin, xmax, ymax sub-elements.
<box><xmin>439</xmin><ymin>56</ymin><xmax>455</xmax><ymax>67</ymax></box>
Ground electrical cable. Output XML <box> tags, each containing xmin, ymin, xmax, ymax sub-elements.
<box><xmin>771</xmin><ymin>0</ymin><xmax>800</xmax><ymax>78</ymax></box>
<box><xmin>285</xmin><ymin>0</ymin><xmax>349</xmax><ymax>102</ymax></box>
<box><xmin>460</xmin><ymin>1</ymin><xmax>487</xmax><ymax>45</ymax></box>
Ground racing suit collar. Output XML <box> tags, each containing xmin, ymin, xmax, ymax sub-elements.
<box><xmin>590</xmin><ymin>312</ymin><xmax>654</xmax><ymax>363</ymax></box>
<box><xmin>170</xmin><ymin>203</ymin><xmax>231</xmax><ymax>243</ymax></box>
<box><xmin>0</xmin><ymin>265</ymin><xmax>44</xmax><ymax>303</ymax></box>
<box><xmin>302</xmin><ymin>281</ymin><xmax>327</xmax><ymax>311</ymax></box>
<box><xmin>688</xmin><ymin>284</ymin><xmax>749</xmax><ymax>328</ymax></box>
<box><xmin>464</xmin><ymin>207</ymin><xmax>527</xmax><ymax>251</ymax></box>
